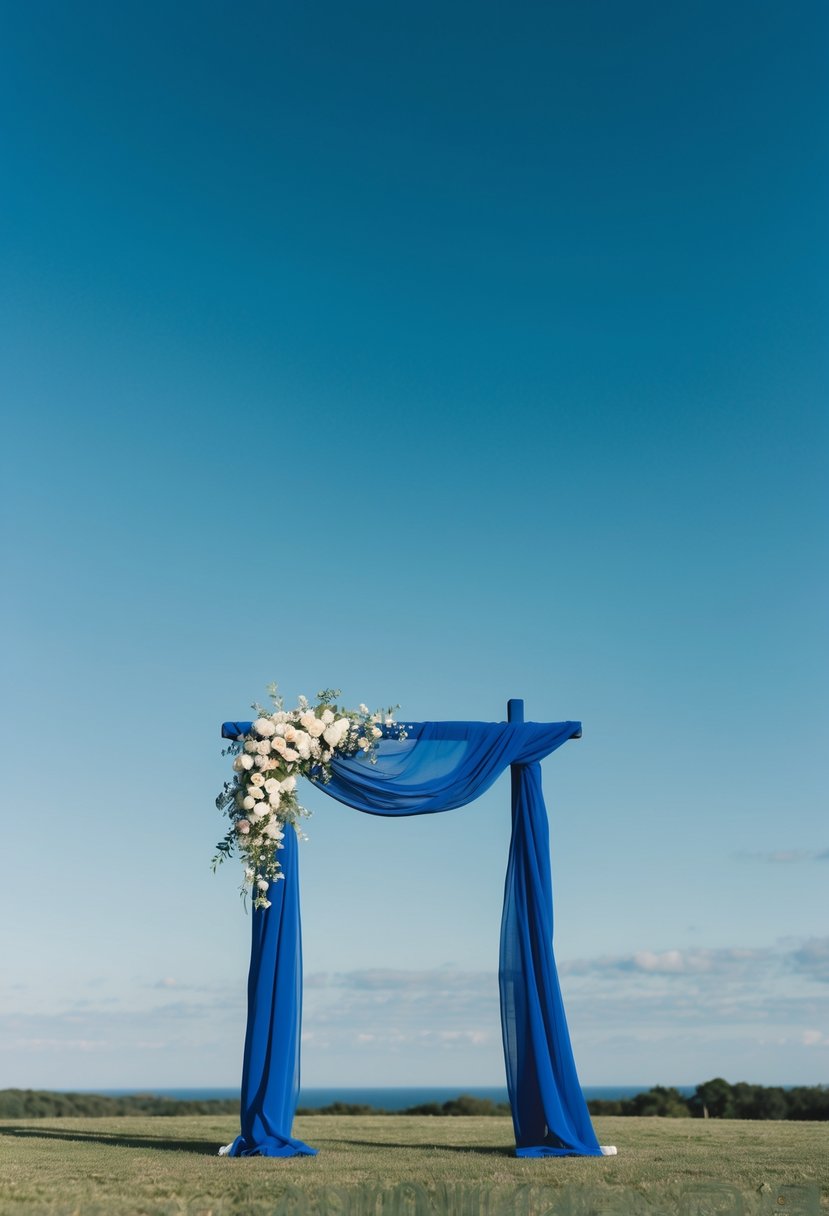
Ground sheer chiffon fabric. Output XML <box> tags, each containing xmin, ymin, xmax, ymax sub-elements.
<box><xmin>220</xmin><ymin>719</ymin><xmax>602</xmax><ymax>1158</ymax></box>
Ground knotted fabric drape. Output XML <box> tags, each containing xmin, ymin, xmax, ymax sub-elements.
<box><xmin>220</xmin><ymin>718</ymin><xmax>602</xmax><ymax>1158</ymax></box>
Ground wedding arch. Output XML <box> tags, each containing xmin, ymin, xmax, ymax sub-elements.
<box><xmin>217</xmin><ymin>699</ymin><xmax>610</xmax><ymax>1159</ymax></box>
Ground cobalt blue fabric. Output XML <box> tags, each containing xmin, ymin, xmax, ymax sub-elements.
<box><xmin>220</xmin><ymin>718</ymin><xmax>601</xmax><ymax>1158</ymax></box>
<box><xmin>222</xmin><ymin>825</ymin><xmax>316</xmax><ymax>1158</ymax></box>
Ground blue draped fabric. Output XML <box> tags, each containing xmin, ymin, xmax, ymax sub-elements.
<box><xmin>220</xmin><ymin>718</ymin><xmax>602</xmax><ymax>1158</ymax></box>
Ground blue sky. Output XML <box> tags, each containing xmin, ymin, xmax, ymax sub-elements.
<box><xmin>1</xmin><ymin>0</ymin><xmax>826</xmax><ymax>1091</ymax></box>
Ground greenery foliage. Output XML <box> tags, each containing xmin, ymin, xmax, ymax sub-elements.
<box><xmin>2</xmin><ymin>1080</ymin><xmax>827</xmax><ymax>1121</ymax></box>
<box><xmin>586</xmin><ymin>1078</ymin><xmax>829</xmax><ymax>1121</ymax></box>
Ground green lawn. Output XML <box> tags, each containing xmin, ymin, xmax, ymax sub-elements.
<box><xmin>0</xmin><ymin>1115</ymin><xmax>826</xmax><ymax>1214</ymax></box>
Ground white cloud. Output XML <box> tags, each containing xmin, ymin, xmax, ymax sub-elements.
<box><xmin>733</xmin><ymin>848</ymin><xmax>829</xmax><ymax>864</ymax></box>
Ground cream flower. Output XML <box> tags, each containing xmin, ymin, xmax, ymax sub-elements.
<box><xmin>256</xmin><ymin>739</ymin><xmax>271</xmax><ymax>756</ymax></box>
<box><xmin>357</xmin><ymin>737</ymin><xmax>370</xmax><ymax>751</ymax></box>
<box><xmin>257</xmin><ymin>879</ymin><xmax>269</xmax><ymax>891</ymax></box>
<box><xmin>263</xmin><ymin>820</ymin><xmax>284</xmax><ymax>840</ymax></box>
<box><xmin>371</xmin><ymin>726</ymin><xmax>382</xmax><ymax>738</ymax></box>
<box><xmin>263</xmin><ymin>778</ymin><xmax>280</xmax><ymax>794</ymax></box>
<box><xmin>236</xmin><ymin>819</ymin><xmax>251</xmax><ymax>834</ymax></box>
<box><xmin>244</xmin><ymin>739</ymin><xmax>259</xmax><ymax>754</ymax></box>
<box><xmin>250</xmin><ymin>771</ymin><xmax>265</xmax><ymax>787</ymax></box>
<box><xmin>254</xmin><ymin>754</ymin><xmax>271</xmax><ymax>768</ymax></box>
<box><xmin>253</xmin><ymin>718</ymin><xmax>276</xmax><ymax>737</ymax></box>
<box><xmin>282</xmin><ymin>747</ymin><xmax>299</xmax><ymax>762</ymax></box>
<box><xmin>321</xmin><ymin>708</ymin><xmax>335</xmax><ymax>725</ymax></box>
<box><xmin>280</xmin><ymin>776</ymin><xmax>297</xmax><ymax>793</ymax></box>
<box><xmin>268</xmin><ymin>792</ymin><xmax>281</xmax><ymax>810</ymax></box>
<box><xmin>243</xmin><ymin>796</ymin><xmax>256</xmax><ymax>810</ymax></box>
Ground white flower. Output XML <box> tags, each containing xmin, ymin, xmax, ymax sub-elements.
<box><xmin>238</xmin><ymin>754</ymin><xmax>254</xmax><ymax>771</ymax></box>
<box><xmin>253</xmin><ymin>717</ymin><xmax>275</xmax><ymax>737</ymax></box>
<box><xmin>283</xmin><ymin>724</ymin><xmax>297</xmax><ymax>742</ymax></box>
<box><xmin>323</xmin><ymin>718</ymin><xmax>350</xmax><ymax>748</ymax></box>
<box><xmin>243</xmin><ymin>796</ymin><xmax>256</xmax><ymax>810</ymax></box>
<box><xmin>244</xmin><ymin>868</ymin><xmax>254</xmax><ymax>881</ymax></box>
<box><xmin>232</xmin><ymin>756</ymin><xmax>246</xmax><ymax>772</ymax></box>
<box><xmin>257</xmin><ymin>879</ymin><xmax>269</xmax><ymax>891</ymax></box>
<box><xmin>282</xmin><ymin>747</ymin><xmax>299</xmax><ymax>762</ymax></box>
<box><xmin>263</xmin><ymin>820</ymin><xmax>284</xmax><ymax>840</ymax></box>
<box><xmin>244</xmin><ymin>739</ymin><xmax>259</xmax><ymax>754</ymax></box>
<box><xmin>250</xmin><ymin>771</ymin><xmax>265</xmax><ymax>787</ymax></box>
<box><xmin>236</xmin><ymin>819</ymin><xmax>251</xmax><ymax>834</ymax></box>
<box><xmin>359</xmin><ymin>703</ymin><xmax>369</xmax><ymax>715</ymax></box>
<box><xmin>263</xmin><ymin>778</ymin><xmax>280</xmax><ymax>794</ymax></box>
<box><xmin>357</xmin><ymin>736</ymin><xmax>370</xmax><ymax>751</ymax></box>
<box><xmin>256</xmin><ymin>740</ymin><xmax>271</xmax><ymax>756</ymax></box>
<box><xmin>272</xmin><ymin>736</ymin><xmax>287</xmax><ymax>754</ymax></box>
<box><xmin>321</xmin><ymin>708</ymin><xmax>335</xmax><ymax>725</ymax></box>
<box><xmin>268</xmin><ymin>792</ymin><xmax>281</xmax><ymax>809</ymax></box>
<box><xmin>252</xmin><ymin>801</ymin><xmax>269</xmax><ymax>819</ymax></box>
<box><xmin>306</xmin><ymin>717</ymin><xmax>325</xmax><ymax>738</ymax></box>
<box><xmin>254</xmin><ymin>753</ymin><xmax>271</xmax><ymax>768</ymax></box>
<box><xmin>371</xmin><ymin>726</ymin><xmax>382</xmax><ymax>738</ymax></box>
<box><xmin>280</xmin><ymin>776</ymin><xmax>297</xmax><ymax>793</ymax></box>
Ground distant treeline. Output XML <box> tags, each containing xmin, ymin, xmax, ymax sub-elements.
<box><xmin>1</xmin><ymin>1080</ymin><xmax>827</xmax><ymax>1120</ymax></box>
<box><xmin>0</xmin><ymin>1090</ymin><xmax>241</xmax><ymax>1118</ymax></box>
<box><xmin>587</xmin><ymin>1079</ymin><xmax>829</xmax><ymax>1121</ymax></box>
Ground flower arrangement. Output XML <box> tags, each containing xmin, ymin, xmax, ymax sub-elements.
<box><xmin>214</xmin><ymin>686</ymin><xmax>406</xmax><ymax>908</ymax></box>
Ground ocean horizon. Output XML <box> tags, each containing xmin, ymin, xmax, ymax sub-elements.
<box><xmin>68</xmin><ymin>1084</ymin><xmax>697</xmax><ymax>1108</ymax></box>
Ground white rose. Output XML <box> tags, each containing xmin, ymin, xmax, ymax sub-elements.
<box><xmin>321</xmin><ymin>708</ymin><xmax>335</xmax><ymax>725</ymax></box>
<box><xmin>268</xmin><ymin>792</ymin><xmax>281</xmax><ymax>809</ymax></box>
<box><xmin>322</xmin><ymin>724</ymin><xmax>340</xmax><ymax>747</ymax></box>
<box><xmin>306</xmin><ymin>718</ymin><xmax>325</xmax><ymax>738</ymax></box>
<box><xmin>253</xmin><ymin>717</ymin><xmax>275</xmax><ymax>737</ymax></box>
<box><xmin>253</xmin><ymin>801</ymin><xmax>269</xmax><ymax>819</ymax></box>
<box><xmin>254</xmin><ymin>754</ymin><xmax>271</xmax><ymax>768</ymax></box>
<box><xmin>372</xmin><ymin>726</ymin><xmax>382</xmax><ymax>738</ymax></box>
<box><xmin>243</xmin><ymin>796</ymin><xmax>256</xmax><ymax>810</ymax></box>
<box><xmin>263</xmin><ymin>820</ymin><xmax>284</xmax><ymax>839</ymax></box>
<box><xmin>250</xmin><ymin>771</ymin><xmax>265</xmax><ymax>787</ymax></box>
<box><xmin>244</xmin><ymin>739</ymin><xmax>259</xmax><ymax>754</ymax></box>
<box><xmin>239</xmin><ymin>754</ymin><xmax>254</xmax><ymax>770</ymax></box>
<box><xmin>272</xmin><ymin>736</ymin><xmax>287</xmax><ymax>754</ymax></box>
<box><xmin>256</xmin><ymin>740</ymin><xmax>271</xmax><ymax>756</ymax></box>
<box><xmin>283</xmin><ymin>724</ymin><xmax>297</xmax><ymax>742</ymax></box>
<box><xmin>257</xmin><ymin>879</ymin><xmax>269</xmax><ymax>891</ymax></box>
<box><xmin>263</xmin><ymin>778</ymin><xmax>280</xmax><ymax>794</ymax></box>
<box><xmin>359</xmin><ymin>703</ymin><xmax>369</xmax><ymax>715</ymax></box>
<box><xmin>357</xmin><ymin>737</ymin><xmax>370</xmax><ymax>751</ymax></box>
<box><xmin>282</xmin><ymin>747</ymin><xmax>299</xmax><ymax>762</ymax></box>
<box><xmin>280</xmin><ymin>776</ymin><xmax>297</xmax><ymax>793</ymax></box>
<box><xmin>236</xmin><ymin>819</ymin><xmax>251</xmax><ymax>834</ymax></box>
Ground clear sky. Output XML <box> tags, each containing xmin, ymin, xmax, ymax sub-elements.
<box><xmin>1</xmin><ymin>0</ymin><xmax>827</xmax><ymax>1092</ymax></box>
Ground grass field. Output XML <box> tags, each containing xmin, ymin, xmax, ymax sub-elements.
<box><xmin>0</xmin><ymin>1115</ymin><xmax>826</xmax><ymax>1215</ymax></box>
